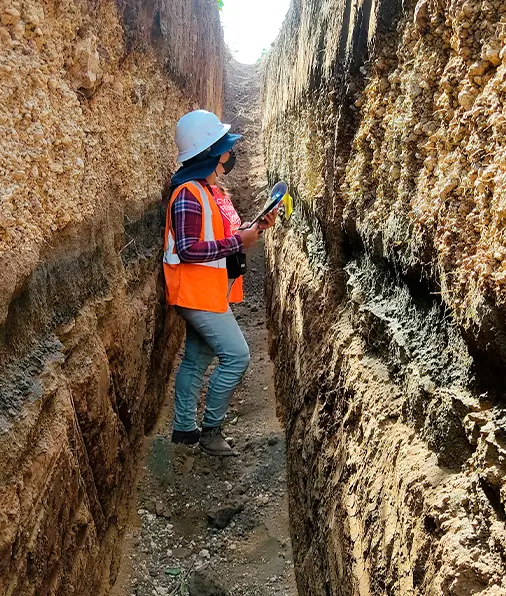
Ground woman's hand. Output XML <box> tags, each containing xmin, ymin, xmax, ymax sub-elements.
<box><xmin>237</xmin><ymin>223</ymin><xmax>260</xmax><ymax>249</ymax></box>
<box><xmin>259</xmin><ymin>208</ymin><xmax>278</xmax><ymax>231</ymax></box>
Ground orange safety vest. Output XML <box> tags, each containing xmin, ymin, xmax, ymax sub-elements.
<box><xmin>163</xmin><ymin>181</ymin><xmax>244</xmax><ymax>313</ymax></box>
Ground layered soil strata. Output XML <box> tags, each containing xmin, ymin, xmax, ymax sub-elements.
<box><xmin>0</xmin><ymin>0</ymin><xmax>224</xmax><ymax>593</ymax></box>
<box><xmin>263</xmin><ymin>0</ymin><xmax>506</xmax><ymax>593</ymax></box>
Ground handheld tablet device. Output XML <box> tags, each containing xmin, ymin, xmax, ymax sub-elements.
<box><xmin>244</xmin><ymin>181</ymin><xmax>288</xmax><ymax>229</ymax></box>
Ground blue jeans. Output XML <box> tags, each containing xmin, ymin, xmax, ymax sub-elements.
<box><xmin>173</xmin><ymin>306</ymin><xmax>250</xmax><ymax>431</ymax></box>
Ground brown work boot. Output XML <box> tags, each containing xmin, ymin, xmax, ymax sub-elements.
<box><xmin>172</xmin><ymin>428</ymin><xmax>200</xmax><ymax>445</ymax></box>
<box><xmin>199</xmin><ymin>426</ymin><xmax>236</xmax><ymax>457</ymax></box>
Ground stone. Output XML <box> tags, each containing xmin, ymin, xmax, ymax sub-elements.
<box><xmin>188</xmin><ymin>569</ymin><xmax>227</xmax><ymax>596</ymax></box>
<box><xmin>206</xmin><ymin>503</ymin><xmax>244</xmax><ymax>529</ymax></box>
<box><xmin>413</xmin><ymin>0</ymin><xmax>429</xmax><ymax>27</ymax></box>
<box><xmin>458</xmin><ymin>89</ymin><xmax>476</xmax><ymax>110</ymax></box>
<box><xmin>172</xmin><ymin>547</ymin><xmax>191</xmax><ymax>559</ymax></box>
<box><xmin>68</xmin><ymin>34</ymin><xmax>102</xmax><ymax>96</ymax></box>
<box><xmin>1</xmin><ymin>7</ymin><xmax>21</xmax><ymax>26</ymax></box>
<box><xmin>183</xmin><ymin>456</ymin><xmax>195</xmax><ymax>473</ymax></box>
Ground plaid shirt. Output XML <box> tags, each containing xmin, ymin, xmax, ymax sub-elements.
<box><xmin>171</xmin><ymin>181</ymin><xmax>243</xmax><ymax>263</ymax></box>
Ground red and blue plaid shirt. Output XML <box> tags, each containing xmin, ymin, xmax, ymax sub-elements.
<box><xmin>171</xmin><ymin>181</ymin><xmax>243</xmax><ymax>263</ymax></box>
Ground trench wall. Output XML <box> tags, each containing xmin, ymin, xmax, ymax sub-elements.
<box><xmin>263</xmin><ymin>0</ymin><xmax>506</xmax><ymax>594</ymax></box>
<box><xmin>0</xmin><ymin>0</ymin><xmax>224</xmax><ymax>593</ymax></box>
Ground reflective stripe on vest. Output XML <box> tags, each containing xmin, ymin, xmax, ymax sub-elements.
<box><xmin>163</xmin><ymin>181</ymin><xmax>226</xmax><ymax>269</ymax></box>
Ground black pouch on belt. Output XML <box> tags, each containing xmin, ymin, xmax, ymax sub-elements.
<box><xmin>226</xmin><ymin>252</ymin><xmax>247</xmax><ymax>279</ymax></box>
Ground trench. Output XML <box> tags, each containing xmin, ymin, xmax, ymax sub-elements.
<box><xmin>3</xmin><ymin>0</ymin><xmax>506</xmax><ymax>595</ymax></box>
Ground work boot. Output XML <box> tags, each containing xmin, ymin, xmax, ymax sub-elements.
<box><xmin>199</xmin><ymin>426</ymin><xmax>235</xmax><ymax>457</ymax></box>
<box><xmin>172</xmin><ymin>428</ymin><xmax>200</xmax><ymax>445</ymax></box>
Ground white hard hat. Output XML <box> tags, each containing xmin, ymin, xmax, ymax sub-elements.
<box><xmin>175</xmin><ymin>110</ymin><xmax>231</xmax><ymax>163</ymax></box>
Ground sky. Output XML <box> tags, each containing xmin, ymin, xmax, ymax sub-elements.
<box><xmin>219</xmin><ymin>0</ymin><xmax>291</xmax><ymax>64</ymax></box>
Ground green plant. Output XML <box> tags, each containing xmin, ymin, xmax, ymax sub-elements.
<box><xmin>256</xmin><ymin>46</ymin><xmax>271</xmax><ymax>63</ymax></box>
<box><xmin>218</xmin><ymin>0</ymin><xmax>224</xmax><ymax>9</ymax></box>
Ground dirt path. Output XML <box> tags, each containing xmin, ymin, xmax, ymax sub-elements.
<box><xmin>110</xmin><ymin>62</ymin><xmax>298</xmax><ymax>596</ymax></box>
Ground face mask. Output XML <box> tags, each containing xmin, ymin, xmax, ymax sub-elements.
<box><xmin>221</xmin><ymin>151</ymin><xmax>236</xmax><ymax>175</ymax></box>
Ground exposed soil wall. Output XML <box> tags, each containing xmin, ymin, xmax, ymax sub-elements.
<box><xmin>0</xmin><ymin>1</ymin><xmax>224</xmax><ymax>594</ymax></box>
<box><xmin>263</xmin><ymin>0</ymin><xmax>506</xmax><ymax>594</ymax></box>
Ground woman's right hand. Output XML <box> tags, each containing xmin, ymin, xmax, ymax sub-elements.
<box><xmin>237</xmin><ymin>223</ymin><xmax>260</xmax><ymax>249</ymax></box>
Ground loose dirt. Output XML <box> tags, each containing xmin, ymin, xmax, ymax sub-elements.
<box><xmin>110</xmin><ymin>61</ymin><xmax>297</xmax><ymax>596</ymax></box>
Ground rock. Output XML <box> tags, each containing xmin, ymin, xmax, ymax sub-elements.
<box><xmin>234</xmin><ymin>483</ymin><xmax>247</xmax><ymax>495</ymax></box>
<box><xmin>206</xmin><ymin>503</ymin><xmax>244</xmax><ymax>529</ymax></box>
<box><xmin>188</xmin><ymin>569</ymin><xmax>227</xmax><ymax>596</ymax></box>
<box><xmin>468</xmin><ymin>61</ymin><xmax>488</xmax><ymax>77</ymax></box>
<box><xmin>482</xmin><ymin>43</ymin><xmax>502</xmax><ymax>67</ymax></box>
<box><xmin>413</xmin><ymin>0</ymin><xmax>429</xmax><ymax>27</ymax></box>
<box><xmin>68</xmin><ymin>34</ymin><xmax>103</xmax><ymax>96</ymax></box>
<box><xmin>144</xmin><ymin>500</ymin><xmax>156</xmax><ymax>513</ymax></box>
<box><xmin>268</xmin><ymin>436</ymin><xmax>279</xmax><ymax>446</ymax></box>
<box><xmin>173</xmin><ymin>547</ymin><xmax>191</xmax><ymax>559</ymax></box>
<box><xmin>458</xmin><ymin>89</ymin><xmax>475</xmax><ymax>110</ymax></box>
<box><xmin>1</xmin><ymin>7</ymin><xmax>21</xmax><ymax>26</ymax></box>
<box><xmin>182</xmin><ymin>455</ymin><xmax>195</xmax><ymax>472</ymax></box>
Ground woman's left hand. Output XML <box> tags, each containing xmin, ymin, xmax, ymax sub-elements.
<box><xmin>259</xmin><ymin>208</ymin><xmax>278</xmax><ymax>231</ymax></box>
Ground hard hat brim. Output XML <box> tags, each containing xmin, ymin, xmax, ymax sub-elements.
<box><xmin>209</xmin><ymin>133</ymin><xmax>242</xmax><ymax>157</ymax></box>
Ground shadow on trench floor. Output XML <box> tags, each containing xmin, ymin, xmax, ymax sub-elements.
<box><xmin>111</xmin><ymin>240</ymin><xmax>298</xmax><ymax>596</ymax></box>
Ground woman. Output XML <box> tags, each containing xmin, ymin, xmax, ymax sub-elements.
<box><xmin>163</xmin><ymin>109</ymin><xmax>277</xmax><ymax>456</ymax></box>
